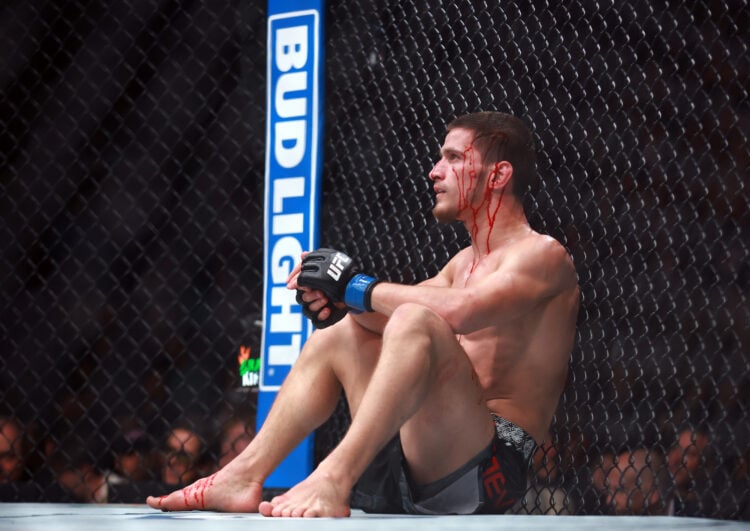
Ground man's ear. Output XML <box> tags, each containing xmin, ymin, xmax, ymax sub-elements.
<box><xmin>489</xmin><ymin>160</ymin><xmax>513</xmax><ymax>190</ymax></box>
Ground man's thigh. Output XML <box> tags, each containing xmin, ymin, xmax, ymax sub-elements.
<box><xmin>394</xmin><ymin>310</ymin><xmax>495</xmax><ymax>485</ymax></box>
<box><xmin>326</xmin><ymin>306</ymin><xmax>494</xmax><ymax>485</ymax></box>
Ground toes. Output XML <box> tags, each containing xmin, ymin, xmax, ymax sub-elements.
<box><xmin>147</xmin><ymin>491</ymin><xmax>182</xmax><ymax>511</ymax></box>
<box><xmin>258</xmin><ymin>501</ymin><xmax>274</xmax><ymax>517</ymax></box>
<box><xmin>258</xmin><ymin>499</ymin><xmax>290</xmax><ymax>518</ymax></box>
<box><xmin>269</xmin><ymin>495</ymin><xmax>289</xmax><ymax>517</ymax></box>
<box><xmin>145</xmin><ymin>495</ymin><xmax>162</xmax><ymax>509</ymax></box>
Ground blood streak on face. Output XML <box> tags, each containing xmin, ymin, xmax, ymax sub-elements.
<box><xmin>455</xmin><ymin>139</ymin><xmax>505</xmax><ymax>257</ymax></box>
<box><xmin>455</xmin><ymin>144</ymin><xmax>478</xmax><ymax>212</ymax></box>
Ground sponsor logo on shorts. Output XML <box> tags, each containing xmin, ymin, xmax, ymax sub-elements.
<box><xmin>481</xmin><ymin>451</ymin><xmax>516</xmax><ymax>511</ymax></box>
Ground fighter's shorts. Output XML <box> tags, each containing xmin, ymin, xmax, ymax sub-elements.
<box><xmin>350</xmin><ymin>414</ymin><xmax>537</xmax><ymax>514</ymax></box>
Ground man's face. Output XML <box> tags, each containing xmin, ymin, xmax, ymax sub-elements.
<box><xmin>429</xmin><ymin>127</ymin><xmax>484</xmax><ymax>223</ymax></box>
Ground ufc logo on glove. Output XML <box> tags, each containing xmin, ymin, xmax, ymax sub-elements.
<box><xmin>327</xmin><ymin>252</ymin><xmax>352</xmax><ymax>281</ymax></box>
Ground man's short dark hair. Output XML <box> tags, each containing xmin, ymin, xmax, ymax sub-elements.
<box><xmin>446</xmin><ymin>111</ymin><xmax>538</xmax><ymax>197</ymax></box>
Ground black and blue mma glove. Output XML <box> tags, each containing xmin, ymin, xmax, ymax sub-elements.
<box><xmin>297</xmin><ymin>248</ymin><xmax>380</xmax><ymax>313</ymax></box>
<box><xmin>295</xmin><ymin>290</ymin><xmax>349</xmax><ymax>329</ymax></box>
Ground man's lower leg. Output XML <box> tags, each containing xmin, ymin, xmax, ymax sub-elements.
<box><xmin>260</xmin><ymin>304</ymin><xmax>444</xmax><ymax>517</ymax></box>
<box><xmin>146</xmin><ymin>332</ymin><xmax>345</xmax><ymax>512</ymax></box>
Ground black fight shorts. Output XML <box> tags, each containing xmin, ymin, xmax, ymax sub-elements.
<box><xmin>350</xmin><ymin>414</ymin><xmax>537</xmax><ymax>515</ymax></box>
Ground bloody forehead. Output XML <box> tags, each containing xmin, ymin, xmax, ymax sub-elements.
<box><xmin>440</xmin><ymin>129</ymin><xmax>480</xmax><ymax>156</ymax></box>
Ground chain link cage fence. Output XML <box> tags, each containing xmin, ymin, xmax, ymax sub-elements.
<box><xmin>1</xmin><ymin>0</ymin><xmax>747</xmax><ymax>519</ymax></box>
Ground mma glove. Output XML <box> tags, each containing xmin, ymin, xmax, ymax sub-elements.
<box><xmin>295</xmin><ymin>290</ymin><xmax>349</xmax><ymax>329</ymax></box>
<box><xmin>297</xmin><ymin>248</ymin><xmax>380</xmax><ymax>314</ymax></box>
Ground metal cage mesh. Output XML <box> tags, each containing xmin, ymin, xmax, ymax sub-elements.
<box><xmin>1</xmin><ymin>0</ymin><xmax>748</xmax><ymax>518</ymax></box>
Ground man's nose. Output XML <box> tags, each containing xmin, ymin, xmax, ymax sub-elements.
<box><xmin>428</xmin><ymin>163</ymin><xmax>442</xmax><ymax>181</ymax></box>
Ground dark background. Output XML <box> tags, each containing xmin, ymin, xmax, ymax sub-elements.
<box><xmin>1</xmin><ymin>0</ymin><xmax>747</xmax><ymax>517</ymax></box>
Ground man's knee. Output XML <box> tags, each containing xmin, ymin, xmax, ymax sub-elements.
<box><xmin>383</xmin><ymin>303</ymin><xmax>452</xmax><ymax>341</ymax></box>
<box><xmin>301</xmin><ymin>313</ymin><xmax>355</xmax><ymax>355</ymax></box>
<box><xmin>301</xmin><ymin>313</ymin><xmax>381</xmax><ymax>363</ymax></box>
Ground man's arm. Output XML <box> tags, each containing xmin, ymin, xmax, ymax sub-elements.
<box><xmin>287</xmin><ymin>250</ymin><xmax>454</xmax><ymax>332</ymax></box>
<box><xmin>368</xmin><ymin>238</ymin><xmax>577</xmax><ymax>335</ymax></box>
<box><xmin>288</xmin><ymin>238</ymin><xmax>577</xmax><ymax>335</ymax></box>
<box><xmin>346</xmin><ymin>263</ymin><xmax>454</xmax><ymax>333</ymax></box>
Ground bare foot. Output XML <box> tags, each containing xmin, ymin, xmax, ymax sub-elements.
<box><xmin>258</xmin><ymin>469</ymin><xmax>351</xmax><ymax>518</ymax></box>
<box><xmin>146</xmin><ymin>470</ymin><xmax>263</xmax><ymax>512</ymax></box>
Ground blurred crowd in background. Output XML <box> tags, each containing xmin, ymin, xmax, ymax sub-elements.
<box><xmin>2</xmin><ymin>408</ymin><xmax>749</xmax><ymax>518</ymax></box>
<box><xmin>0</xmin><ymin>406</ymin><xmax>256</xmax><ymax>504</ymax></box>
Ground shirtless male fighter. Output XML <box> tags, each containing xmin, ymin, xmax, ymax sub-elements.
<box><xmin>147</xmin><ymin>111</ymin><xmax>580</xmax><ymax>516</ymax></box>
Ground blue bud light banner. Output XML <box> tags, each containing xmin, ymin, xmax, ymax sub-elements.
<box><xmin>259</xmin><ymin>1</ymin><xmax>324</xmax><ymax>488</ymax></box>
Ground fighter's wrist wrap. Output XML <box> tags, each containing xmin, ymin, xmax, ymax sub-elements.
<box><xmin>297</xmin><ymin>248</ymin><xmax>380</xmax><ymax>314</ymax></box>
<box><xmin>344</xmin><ymin>274</ymin><xmax>380</xmax><ymax>313</ymax></box>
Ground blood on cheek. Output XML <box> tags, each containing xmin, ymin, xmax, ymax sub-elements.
<box><xmin>455</xmin><ymin>145</ymin><xmax>478</xmax><ymax>211</ymax></box>
<box><xmin>454</xmin><ymin>143</ymin><xmax>504</xmax><ymax>254</ymax></box>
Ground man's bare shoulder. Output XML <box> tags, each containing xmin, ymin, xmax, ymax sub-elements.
<box><xmin>526</xmin><ymin>232</ymin><xmax>573</xmax><ymax>262</ymax></box>
<box><xmin>424</xmin><ymin>247</ymin><xmax>473</xmax><ymax>284</ymax></box>
<box><xmin>509</xmin><ymin>232</ymin><xmax>578</xmax><ymax>288</ymax></box>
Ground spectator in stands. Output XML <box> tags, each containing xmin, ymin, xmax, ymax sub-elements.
<box><xmin>668</xmin><ymin>427</ymin><xmax>717</xmax><ymax>516</ymax></box>
<box><xmin>591</xmin><ymin>452</ymin><xmax>615</xmax><ymax>497</ymax></box>
<box><xmin>111</xmin><ymin>422</ymin><xmax>161</xmax><ymax>482</ymax></box>
<box><xmin>219</xmin><ymin>416</ymin><xmax>255</xmax><ymax>469</ymax></box>
<box><xmin>517</xmin><ymin>438</ymin><xmax>573</xmax><ymax>514</ymax></box>
<box><xmin>50</xmin><ymin>433</ymin><xmax>110</xmax><ymax>503</ymax></box>
<box><xmin>602</xmin><ymin>448</ymin><xmax>673</xmax><ymax>515</ymax></box>
<box><xmin>587</xmin><ymin>451</ymin><xmax>616</xmax><ymax>514</ymax></box>
<box><xmin>162</xmin><ymin>422</ymin><xmax>204</xmax><ymax>486</ymax></box>
<box><xmin>0</xmin><ymin>416</ymin><xmax>25</xmax><ymax>484</ymax></box>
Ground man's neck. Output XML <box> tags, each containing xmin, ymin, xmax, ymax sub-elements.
<box><xmin>464</xmin><ymin>199</ymin><xmax>531</xmax><ymax>258</ymax></box>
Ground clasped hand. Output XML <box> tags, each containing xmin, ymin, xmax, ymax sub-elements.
<box><xmin>287</xmin><ymin>248</ymin><xmax>380</xmax><ymax>329</ymax></box>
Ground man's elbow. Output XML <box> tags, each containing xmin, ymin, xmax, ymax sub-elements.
<box><xmin>441</xmin><ymin>299</ymin><xmax>480</xmax><ymax>334</ymax></box>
